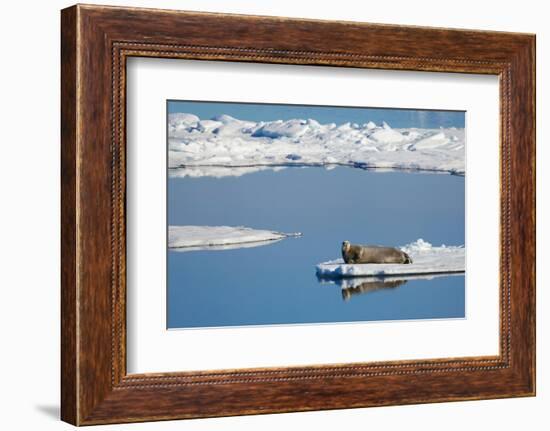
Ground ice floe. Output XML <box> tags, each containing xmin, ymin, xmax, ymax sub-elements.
<box><xmin>168</xmin><ymin>113</ymin><xmax>465</xmax><ymax>178</ymax></box>
<box><xmin>169</xmin><ymin>225</ymin><xmax>301</xmax><ymax>251</ymax></box>
<box><xmin>316</xmin><ymin>239</ymin><xmax>464</xmax><ymax>278</ymax></box>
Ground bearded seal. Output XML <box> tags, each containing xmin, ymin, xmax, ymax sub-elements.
<box><xmin>341</xmin><ymin>240</ymin><xmax>413</xmax><ymax>264</ymax></box>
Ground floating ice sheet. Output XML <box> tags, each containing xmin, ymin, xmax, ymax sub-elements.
<box><xmin>168</xmin><ymin>225</ymin><xmax>301</xmax><ymax>252</ymax></box>
<box><xmin>316</xmin><ymin>239</ymin><xmax>465</xmax><ymax>278</ymax></box>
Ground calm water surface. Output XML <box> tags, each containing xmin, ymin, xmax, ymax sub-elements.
<box><xmin>167</xmin><ymin>167</ymin><xmax>465</xmax><ymax>329</ymax></box>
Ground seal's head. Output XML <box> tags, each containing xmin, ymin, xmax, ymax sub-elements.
<box><xmin>342</xmin><ymin>240</ymin><xmax>351</xmax><ymax>253</ymax></box>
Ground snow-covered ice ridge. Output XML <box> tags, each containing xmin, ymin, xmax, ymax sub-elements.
<box><xmin>168</xmin><ymin>113</ymin><xmax>465</xmax><ymax>178</ymax></box>
<box><xmin>169</xmin><ymin>225</ymin><xmax>301</xmax><ymax>252</ymax></box>
<box><xmin>316</xmin><ymin>239</ymin><xmax>465</xmax><ymax>278</ymax></box>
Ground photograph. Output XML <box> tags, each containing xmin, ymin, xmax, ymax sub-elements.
<box><xmin>166</xmin><ymin>100</ymin><xmax>466</xmax><ymax>329</ymax></box>
<box><xmin>49</xmin><ymin>1</ymin><xmax>536</xmax><ymax>426</ymax></box>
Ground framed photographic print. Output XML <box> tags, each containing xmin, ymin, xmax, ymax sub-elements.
<box><xmin>61</xmin><ymin>4</ymin><xmax>536</xmax><ymax>425</ymax></box>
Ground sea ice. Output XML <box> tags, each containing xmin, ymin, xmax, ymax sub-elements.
<box><xmin>168</xmin><ymin>113</ymin><xmax>465</xmax><ymax>178</ymax></box>
<box><xmin>315</xmin><ymin>239</ymin><xmax>465</xmax><ymax>278</ymax></box>
<box><xmin>169</xmin><ymin>225</ymin><xmax>302</xmax><ymax>251</ymax></box>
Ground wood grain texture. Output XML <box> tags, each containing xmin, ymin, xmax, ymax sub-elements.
<box><xmin>60</xmin><ymin>5</ymin><xmax>78</xmax><ymax>425</ymax></box>
<box><xmin>60</xmin><ymin>4</ymin><xmax>536</xmax><ymax>425</ymax></box>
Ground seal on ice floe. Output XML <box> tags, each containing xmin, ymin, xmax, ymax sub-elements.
<box><xmin>341</xmin><ymin>240</ymin><xmax>413</xmax><ymax>264</ymax></box>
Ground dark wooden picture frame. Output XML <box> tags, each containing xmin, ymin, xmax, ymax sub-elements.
<box><xmin>61</xmin><ymin>4</ymin><xmax>535</xmax><ymax>425</ymax></box>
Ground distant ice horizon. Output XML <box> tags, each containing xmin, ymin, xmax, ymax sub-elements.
<box><xmin>168</xmin><ymin>110</ymin><xmax>465</xmax><ymax>178</ymax></box>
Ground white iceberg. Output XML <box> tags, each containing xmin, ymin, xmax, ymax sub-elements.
<box><xmin>169</xmin><ymin>225</ymin><xmax>301</xmax><ymax>251</ymax></box>
<box><xmin>168</xmin><ymin>113</ymin><xmax>465</xmax><ymax>178</ymax></box>
<box><xmin>316</xmin><ymin>239</ymin><xmax>465</xmax><ymax>278</ymax></box>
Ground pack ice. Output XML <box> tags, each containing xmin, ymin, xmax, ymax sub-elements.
<box><xmin>168</xmin><ymin>113</ymin><xmax>465</xmax><ymax>178</ymax></box>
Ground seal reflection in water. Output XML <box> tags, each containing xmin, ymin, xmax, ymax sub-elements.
<box><xmin>341</xmin><ymin>240</ymin><xmax>413</xmax><ymax>264</ymax></box>
<box><xmin>342</xmin><ymin>279</ymin><xmax>406</xmax><ymax>301</ymax></box>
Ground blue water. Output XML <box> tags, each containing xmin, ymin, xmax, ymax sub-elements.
<box><xmin>167</xmin><ymin>167</ymin><xmax>465</xmax><ymax>329</ymax></box>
